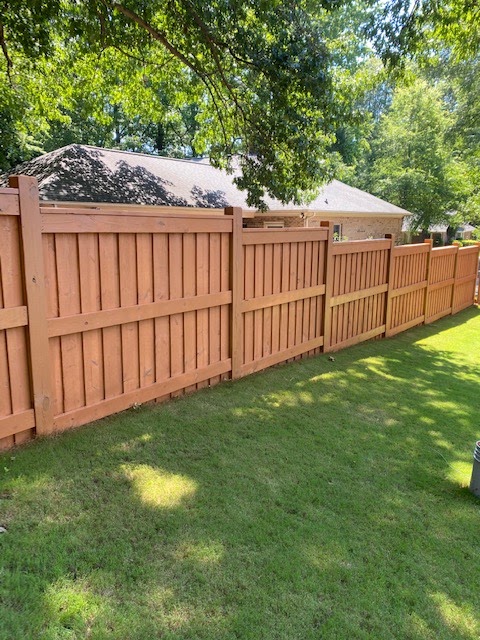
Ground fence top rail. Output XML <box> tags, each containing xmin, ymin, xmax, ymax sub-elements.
<box><xmin>40</xmin><ymin>212</ymin><xmax>233</xmax><ymax>234</ymax></box>
<box><xmin>242</xmin><ymin>226</ymin><xmax>328</xmax><ymax>234</ymax></box>
<box><xmin>39</xmin><ymin>205</ymin><xmax>232</xmax><ymax>221</ymax></box>
<box><xmin>242</xmin><ymin>227</ymin><xmax>328</xmax><ymax>245</ymax></box>
<box><xmin>393</xmin><ymin>243</ymin><xmax>430</xmax><ymax>255</ymax></box>
<box><xmin>332</xmin><ymin>238</ymin><xmax>391</xmax><ymax>254</ymax></box>
<box><xmin>431</xmin><ymin>245</ymin><xmax>458</xmax><ymax>255</ymax></box>
<box><xmin>40</xmin><ymin>200</ymin><xmax>224</xmax><ymax>214</ymax></box>
<box><xmin>0</xmin><ymin>193</ymin><xmax>21</xmax><ymax>216</ymax></box>
<box><xmin>0</xmin><ymin>188</ymin><xmax>19</xmax><ymax>196</ymax></box>
<box><xmin>40</xmin><ymin>200</ymin><xmax>256</xmax><ymax>219</ymax></box>
<box><xmin>458</xmin><ymin>244</ymin><xmax>480</xmax><ymax>255</ymax></box>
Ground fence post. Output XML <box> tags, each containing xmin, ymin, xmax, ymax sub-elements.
<box><xmin>384</xmin><ymin>234</ymin><xmax>395</xmax><ymax>337</ymax></box>
<box><xmin>423</xmin><ymin>239</ymin><xmax>433</xmax><ymax>324</ymax></box>
<box><xmin>10</xmin><ymin>176</ymin><xmax>54</xmax><ymax>435</ymax></box>
<box><xmin>450</xmin><ymin>244</ymin><xmax>460</xmax><ymax>315</ymax></box>
<box><xmin>476</xmin><ymin>243</ymin><xmax>480</xmax><ymax>306</ymax></box>
<box><xmin>226</xmin><ymin>206</ymin><xmax>244</xmax><ymax>379</ymax></box>
<box><xmin>321</xmin><ymin>221</ymin><xmax>334</xmax><ymax>352</ymax></box>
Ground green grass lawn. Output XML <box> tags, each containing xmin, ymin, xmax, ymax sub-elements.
<box><xmin>1</xmin><ymin>308</ymin><xmax>480</xmax><ymax>640</ymax></box>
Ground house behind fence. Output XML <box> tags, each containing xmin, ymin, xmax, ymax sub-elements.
<box><xmin>0</xmin><ymin>176</ymin><xmax>478</xmax><ymax>450</ymax></box>
<box><xmin>4</xmin><ymin>144</ymin><xmax>411</xmax><ymax>241</ymax></box>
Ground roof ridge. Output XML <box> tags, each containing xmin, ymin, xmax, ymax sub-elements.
<box><xmin>329</xmin><ymin>178</ymin><xmax>410</xmax><ymax>215</ymax></box>
<box><xmin>62</xmin><ymin>144</ymin><xmax>213</xmax><ymax>168</ymax></box>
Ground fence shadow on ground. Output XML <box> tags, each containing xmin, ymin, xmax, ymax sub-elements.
<box><xmin>1</xmin><ymin>308</ymin><xmax>479</xmax><ymax>639</ymax></box>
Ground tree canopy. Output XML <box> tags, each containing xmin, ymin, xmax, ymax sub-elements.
<box><xmin>0</xmin><ymin>1</ymin><xmax>479</xmax><ymax>216</ymax></box>
<box><xmin>1</xmin><ymin>0</ymin><xmax>355</xmax><ymax>208</ymax></box>
<box><xmin>356</xmin><ymin>78</ymin><xmax>471</xmax><ymax>233</ymax></box>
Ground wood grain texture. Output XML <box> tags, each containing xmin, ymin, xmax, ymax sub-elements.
<box><xmin>118</xmin><ymin>233</ymin><xmax>139</xmax><ymax>394</ymax></box>
<box><xmin>11</xmin><ymin>176</ymin><xmax>53</xmax><ymax>435</ymax></box>
<box><xmin>227</xmin><ymin>207</ymin><xmax>243</xmax><ymax>378</ymax></box>
<box><xmin>42</xmin><ymin>213</ymin><xmax>232</xmax><ymax>234</ymax></box>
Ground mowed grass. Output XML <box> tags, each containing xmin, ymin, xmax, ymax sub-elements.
<box><xmin>1</xmin><ymin>308</ymin><xmax>480</xmax><ymax>640</ymax></box>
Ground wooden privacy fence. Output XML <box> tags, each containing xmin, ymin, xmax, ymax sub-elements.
<box><xmin>1</xmin><ymin>176</ymin><xmax>479</xmax><ymax>449</ymax></box>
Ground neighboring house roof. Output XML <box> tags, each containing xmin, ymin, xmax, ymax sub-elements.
<box><xmin>1</xmin><ymin>144</ymin><xmax>411</xmax><ymax>216</ymax></box>
<box><xmin>428</xmin><ymin>222</ymin><xmax>476</xmax><ymax>233</ymax></box>
<box><xmin>402</xmin><ymin>211</ymin><xmax>476</xmax><ymax>234</ymax></box>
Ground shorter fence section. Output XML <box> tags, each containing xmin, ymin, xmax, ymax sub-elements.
<box><xmin>327</xmin><ymin>238</ymin><xmax>391</xmax><ymax>350</ymax></box>
<box><xmin>386</xmin><ymin>242</ymin><xmax>430</xmax><ymax>336</ymax></box>
<box><xmin>0</xmin><ymin>176</ymin><xmax>479</xmax><ymax>449</ymax></box>
<box><xmin>452</xmin><ymin>246</ymin><xmax>479</xmax><ymax>313</ymax></box>
<box><xmin>237</xmin><ymin>225</ymin><xmax>329</xmax><ymax>376</ymax></box>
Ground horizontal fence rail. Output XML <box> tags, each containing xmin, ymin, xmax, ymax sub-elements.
<box><xmin>0</xmin><ymin>177</ymin><xmax>479</xmax><ymax>449</ymax></box>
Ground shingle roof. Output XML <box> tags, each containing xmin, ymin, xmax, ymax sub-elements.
<box><xmin>402</xmin><ymin>211</ymin><xmax>477</xmax><ymax>233</ymax></box>
<box><xmin>1</xmin><ymin>144</ymin><xmax>411</xmax><ymax>216</ymax></box>
<box><xmin>428</xmin><ymin>222</ymin><xmax>476</xmax><ymax>233</ymax></box>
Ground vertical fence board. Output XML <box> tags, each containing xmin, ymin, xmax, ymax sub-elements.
<box><xmin>263</xmin><ymin>243</ymin><xmax>273</xmax><ymax>358</ymax></box>
<box><xmin>118</xmin><ymin>233</ymin><xmax>139</xmax><ymax>394</ymax></box>
<box><xmin>254</xmin><ymin>243</ymin><xmax>265</xmax><ymax>362</ymax></box>
<box><xmin>243</xmin><ymin>244</ymin><xmax>255</xmax><ymax>367</ymax></box>
<box><xmin>0</xmin><ymin>217</ymin><xmax>14</xmax><ymax>448</ymax></box>
<box><xmin>137</xmin><ymin>234</ymin><xmax>155</xmax><ymax>390</ymax></box>
<box><xmin>169</xmin><ymin>233</ymin><xmax>184</xmax><ymax>396</ymax></box>
<box><xmin>295</xmin><ymin>242</ymin><xmax>305</xmax><ymax>359</ymax></box>
<box><xmin>44</xmin><ymin>233</ymin><xmax>63</xmax><ymax>417</ymax></box>
<box><xmin>304</xmin><ymin>241</ymin><xmax>313</xmax><ymax>354</ymax></box>
<box><xmin>220</xmin><ymin>231</ymin><xmax>231</xmax><ymax>380</ymax></box>
<box><xmin>1</xmin><ymin>214</ymin><xmax>32</xmax><ymax>445</ymax></box>
<box><xmin>279</xmin><ymin>243</ymin><xmax>290</xmax><ymax>354</ymax></box>
<box><xmin>208</xmin><ymin>232</ymin><xmax>221</xmax><ymax>386</ymax></box>
<box><xmin>183</xmin><ymin>233</ymin><xmax>197</xmax><ymax>393</ymax></box>
<box><xmin>56</xmin><ymin>234</ymin><xmax>85</xmax><ymax>412</ymax></box>
<box><xmin>271</xmin><ymin>244</ymin><xmax>282</xmax><ymax>356</ymax></box>
<box><xmin>99</xmin><ymin>233</ymin><xmax>123</xmax><ymax>399</ymax></box>
<box><xmin>196</xmin><ymin>233</ymin><xmax>210</xmax><ymax>390</ymax></box>
<box><xmin>153</xmin><ymin>233</ymin><xmax>171</xmax><ymax>396</ymax></box>
<box><xmin>79</xmin><ymin>234</ymin><xmax>105</xmax><ymax>405</ymax></box>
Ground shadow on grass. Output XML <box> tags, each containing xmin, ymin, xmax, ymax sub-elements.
<box><xmin>1</xmin><ymin>308</ymin><xmax>479</xmax><ymax>639</ymax></box>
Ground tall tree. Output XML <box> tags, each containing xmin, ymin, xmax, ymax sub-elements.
<box><xmin>1</xmin><ymin>0</ymin><xmax>479</xmax><ymax>208</ymax></box>
<box><xmin>1</xmin><ymin>1</ymin><xmax>353</xmax><ymax>208</ymax></box>
<box><xmin>444</xmin><ymin>56</ymin><xmax>480</xmax><ymax>225</ymax></box>
<box><xmin>365</xmin><ymin>78</ymin><xmax>470</xmax><ymax>233</ymax></box>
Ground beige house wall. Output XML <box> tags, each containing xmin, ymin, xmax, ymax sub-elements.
<box><xmin>246</xmin><ymin>214</ymin><xmax>405</xmax><ymax>241</ymax></box>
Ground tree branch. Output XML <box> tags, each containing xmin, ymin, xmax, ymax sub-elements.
<box><xmin>0</xmin><ymin>22</ymin><xmax>13</xmax><ymax>79</ymax></box>
<box><xmin>110</xmin><ymin>44</ymin><xmax>176</xmax><ymax>70</ymax></box>
<box><xmin>110</xmin><ymin>3</ymin><xmax>204</xmax><ymax>79</ymax></box>
<box><xmin>180</xmin><ymin>1</ymin><xmax>263</xmax><ymax>72</ymax></box>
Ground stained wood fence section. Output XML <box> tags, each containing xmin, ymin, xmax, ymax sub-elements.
<box><xmin>42</xmin><ymin>204</ymin><xmax>233</xmax><ymax>434</ymax></box>
<box><xmin>238</xmin><ymin>225</ymin><xmax>329</xmax><ymax>376</ymax></box>
<box><xmin>327</xmin><ymin>237</ymin><xmax>392</xmax><ymax>350</ymax></box>
<box><xmin>386</xmin><ymin>242</ymin><xmax>430</xmax><ymax>336</ymax></box>
<box><xmin>1</xmin><ymin>177</ymin><xmax>479</xmax><ymax>449</ymax></box>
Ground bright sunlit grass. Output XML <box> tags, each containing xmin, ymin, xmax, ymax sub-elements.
<box><xmin>1</xmin><ymin>307</ymin><xmax>479</xmax><ymax>640</ymax></box>
<box><xmin>122</xmin><ymin>464</ymin><xmax>197</xmax><ymax>508</ymax></box>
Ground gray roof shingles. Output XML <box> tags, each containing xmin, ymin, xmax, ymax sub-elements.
<box><xmin>1</xmin><ymin>144</ymin><xmax>411</xmax><ymax>215</ymax></box>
